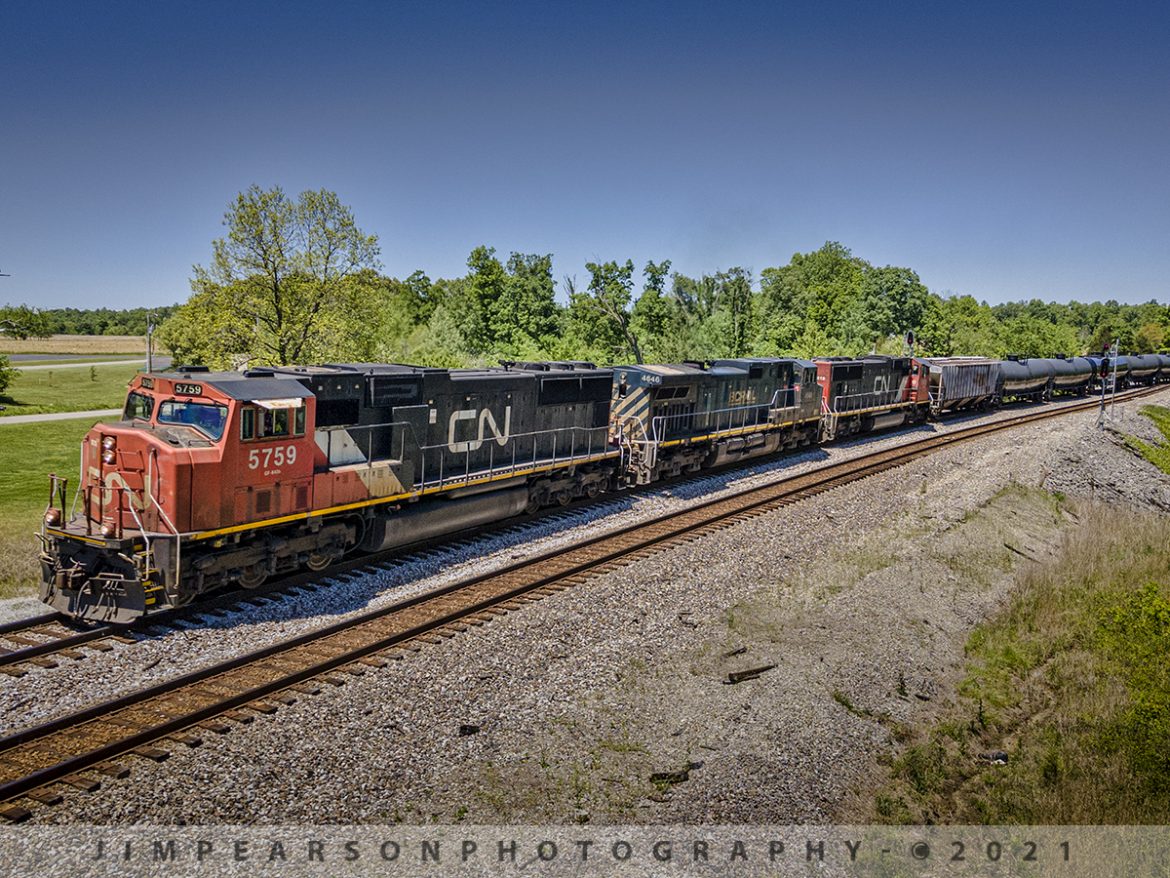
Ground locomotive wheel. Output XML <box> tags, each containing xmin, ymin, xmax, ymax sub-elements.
<box><xmin>524</xmin><ymin>494</ymin><xmax>541</xmax><ymax>515</ymax></box>
<box><xmin>584</xmin><ymin>480</ymin><xmax>601</xmax><ymax>499</ymax></box>
<box><xmin>305</xmin><ymin>552</ymin><xmax>335</xmax><ymax>572</ymax></box>
<box><xmin>238</xmin><ymin>565</ymin><xmax>268</xmax><ymax>589</ymax></box>
<box><xmin>555</xmin><ymin>488</ymin><xmax>573</xmax><ymax>507</ymax></box>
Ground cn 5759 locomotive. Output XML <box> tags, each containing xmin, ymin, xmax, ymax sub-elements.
<box><xmin>38</xmin><ymin>352</ymin><xmax>1170</xmax><ymax>623</ymax></box>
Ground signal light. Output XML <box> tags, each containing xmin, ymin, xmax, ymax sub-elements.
<box><xmin>101</xmin><ymin>436</ymin><xmax>117</xmax><ymax>451</ymax></box>
<box><xmin>101</xmin><ymin>450</ymin><xmax>117</xmax><ymax>465</ymax></box>
<box><xmin>44</xmin><ymin>509</ymin><xmax>62</xmax><ymax>527</ymax></box>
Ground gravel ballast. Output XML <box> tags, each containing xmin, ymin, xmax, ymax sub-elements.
<box><xmin>7</xmin><ymin>388</ymin><xmax>1170</xmax><ymax>823</ymax></box>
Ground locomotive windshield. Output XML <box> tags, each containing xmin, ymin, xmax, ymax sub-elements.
<box><xmin>123</xmin><ymin>391</ymin><xmax>154</xmax><ymax>422</ymax></box>
<box><xmin>157</xmin><ymin>400</ymin><xmax>229</xmax><ymax>441</ymax></box>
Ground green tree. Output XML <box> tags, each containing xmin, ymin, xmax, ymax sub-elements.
<box><xmin>756</xmin><ymin>242</ymin><xmax>867</xmax><ymax>355</ymax></box>
<box><xmin>164</xmin><ymin>185</ymin><xmax>380</xmax><ymax>367</ymax></box>
<box><xmin>0</xmin><ymin>304</ymin><xmax>51</xmax><ymax>338</ymax></box>
<box><xmin>565</xmin><ymin>260</ymin><xmax>642</xmax><ymax>363</ymax></box>
<box><xmin>0</xmin><ymin>354</ymin><xmax>16</xmax><ymax>395</ymax></box>
<box><xmin>1133</xmin><ymin>322</ymin><xmax>1167</xmax><ymax>353</ymax></box>
<box><xmin>630</xmin><ymin>260</ymin><xmax>679</xmax><ymax>362</ymax></box>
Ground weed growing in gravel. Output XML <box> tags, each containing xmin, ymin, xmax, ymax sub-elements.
<box><xmin>1128</xmin><ymin>405</ymin><xmax>1170</xmax><ymax>474</ymax></box>
<box><xmin>866</xmin><ymin>501</ymin><xmax>1170</xmax><ymax>824</ymax></box>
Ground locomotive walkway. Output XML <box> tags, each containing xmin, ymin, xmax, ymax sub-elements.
<box><xmin>0</xmin><ymin>383</ymin><xmax>1163</xmax><ymax>822</ymax></box>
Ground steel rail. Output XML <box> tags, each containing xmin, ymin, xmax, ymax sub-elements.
<box><xmin>0</xmin><ymin>384</ymin><xmax>1164</xmax><ymax>814</ymax></box>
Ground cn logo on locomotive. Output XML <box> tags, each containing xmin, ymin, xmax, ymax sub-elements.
<box><xmin>447</xmin><ymin>406</ymin><xmax>512</xmax><ymax>453</ymax></box>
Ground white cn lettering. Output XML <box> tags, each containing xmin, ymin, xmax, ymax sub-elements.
<box><xmin>447</xmin><ymin>406</ymin><xmax>512</xmax><ymax>453</ymax></box>
<box><xmin>102</xmin><ymin>471</ymin><xmax>152</xmax><ymax>511</ymax></box>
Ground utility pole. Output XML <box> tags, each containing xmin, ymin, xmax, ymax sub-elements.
<box><xmin>146</xmin><ymin>311</ymin><xmax>155</xmax><ymax>373</ymax></box>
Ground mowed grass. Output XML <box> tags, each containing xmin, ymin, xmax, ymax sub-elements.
<box><xmin>0</xmin><ymin>417</ymin><xmax>102</xmax><ymax>599</ymax></box>
<box><xmin>868</xmin><ymin>502</ymin><xmax>1170</xmax><ymax>824</ymax></box>
<box><xmin>0</xmin><ymin>334</ymin><xmax>148</xmax><ymax>355</ymax></box>
<box><xmin>0</xmin><ymin>363</ymin><xmax>138</xmax><ymax>416</ymax></box>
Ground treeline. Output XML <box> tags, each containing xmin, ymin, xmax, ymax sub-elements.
<box><xmin>160</xmin><ymin>236</ymin><xmax>1170</xmax><ymax>370</ymax></box>
<box><xmin>0</xmin><ymin>305</ymin><xmax>179</xmax><ymax>337</ymax></box>
<box><xmin>7</xmin><ymin>186</ymin><xmax>1170</xmax><ymax>372</ymax></box>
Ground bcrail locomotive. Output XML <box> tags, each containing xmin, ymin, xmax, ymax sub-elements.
<box><xmin>39</xmin><ymin>351</ymin><xmax>1170</xmax><ymax>623</ymax></box>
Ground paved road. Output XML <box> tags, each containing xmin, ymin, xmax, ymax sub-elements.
<box><xmin>0</xmin><ymin>409</ymin><xmax>120</xmax><ymax>426</ymax></box>
<box><xmin>15</xmin><ymin>357</ymin><xmax>173</xmax><ymax>371</ymax></box>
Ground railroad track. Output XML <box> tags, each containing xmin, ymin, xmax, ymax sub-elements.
<box><xmin>1</xmin><ymin>386</ymin><xmax>1157</xmax><ymax>677</ymax></box>
<box><xmin>0</xmin><ymin>385</ymin><xmax>1163</xmax><ymax>821</ymax></box>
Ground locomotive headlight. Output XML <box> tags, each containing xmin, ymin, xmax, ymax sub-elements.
<box><xmin>101</xmin><ymin>449</ymin><xmax>117</xmax><ymax>465</ymax></box>
<box><xmin>101</xmin><ymin>436</ymin><xmax>117</xmax><ymax>451</ymax></box>
<box><xmin>100</xmin><ymin>523</ymin><xmax>118</xmax><ymax>538</ymax></box>
<box><xmin>44</xmin><ymin>509</ymin><xmax>62</xmax><ymax>526</ymax></box>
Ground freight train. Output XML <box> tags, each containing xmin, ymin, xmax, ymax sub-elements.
<box><xmin>38</xmin><ymin>352</ymin><xmax>1170</xmax><ymax>623</ymax></box>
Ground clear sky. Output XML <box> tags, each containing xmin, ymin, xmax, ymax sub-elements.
<box><xmin>1</xmin><ymin>0</ymin><xmax>1168</xmax><ymax>309</ymax></box>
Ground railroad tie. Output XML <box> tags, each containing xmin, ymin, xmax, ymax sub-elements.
<box><xmin>3</xmin><ymin>635</ymin><xmax>43</xmax><ymax>647</ymax></box>
<box><xmin>132</xmin><ymin>746</ymin><xmax>170</xmax><ymax>762</ymax></box>
<box><xmin>0</xmin><ymin>805</ymin><xmax>31</xmax><ymax>823</ymax></box>
<box><xmin>26</xmin><ymin>789</ymin><xmax>63</xmax><ymax>805</ymax></box>
<box><xmin>62</xmin><ymin>774</ymin><xmax>101</xmax><ymax>792</ymax></box>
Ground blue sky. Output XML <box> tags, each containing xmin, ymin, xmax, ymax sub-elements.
<box><xmin>1</xmin><ymin>1</ymin><xmax>1168</xmax><ymax>309</ymax></box>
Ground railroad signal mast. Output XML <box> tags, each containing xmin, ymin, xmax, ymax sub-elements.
<box><xmin>1097</xmin><ymin>339</ymin><xmax>1119</xmax><ymax>427</ymax></box>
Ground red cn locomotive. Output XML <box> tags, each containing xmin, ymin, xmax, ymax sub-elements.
<box><xmin>40</xmin><ymin>363</ymin><xmax>620</xmax><ymax>623</ymax></box>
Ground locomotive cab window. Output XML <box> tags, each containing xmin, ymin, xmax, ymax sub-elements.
<box><xmin>123</xmin><ymin>391</ymin><xmax>154</xmax><ymax>422</ymax></box>
<box><xmin>240</xmin><ymin>405</ymin><xmax>306</xmax><ymax>441</ymax></box>
<box><xmin>158</xmin><ymin>401</ymin><xmax>229</xmax><ymax>441</ymax></box>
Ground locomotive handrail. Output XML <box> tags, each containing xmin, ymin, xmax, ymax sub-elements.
<box><xmin>147</xmin><ymin>448</ymin><xmax>182</xmax><ymax>603</ymax></box>
<box><xmin>829</xmin><ymin>388</ymin><xmax>907</xmax><ymax>414</ymax></box>
<box><xmin>325</xmin><ymin>418</ymin><xmax>613</xmax><ymax>490</ymax></box>
<box><xmin>644</xmin><ymin>390</ymin><xmax>789</xmax><ymax>445</ymax></box>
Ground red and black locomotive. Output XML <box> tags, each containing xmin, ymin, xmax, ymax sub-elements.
<box><xmin>38</xmin><ymin>352</ymin><xmax>1169</xmax><ymax>623</ymax></box>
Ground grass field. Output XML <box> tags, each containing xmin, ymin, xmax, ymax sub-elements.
<box><xmin>0</xmin><ymin>334</ymin><xmax>150</xmax><ymax>355</ymax></box>
<box><xmin>0</xmin><ymin>417</ymin><xmax>102</xmax><ymax>599</ymax></box>
<box><xmin>0</xmin><ymin>363</ymin><xmax>138</xmax><ymax>416</ymax></box>
<box><xmin>868</xmin><ymin>501</ymin><xmax>1170</xmax><ymax>824</ymax></box>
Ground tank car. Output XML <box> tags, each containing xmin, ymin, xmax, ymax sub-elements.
<box><xmin>998</xmin><ymin>356</ymin><xmax>1055</xmax><ymax>401</ymax></box>
<box><xmin>1158</xmin><ymin>354</ymin><xmax>1170</xmax><ymax>383</ymax></box>
<box><xmin>1047</xmin><ymin>356</ymin><xmax>1094</xmax><ymax>396</ymax></box>
<box><xmin>1127</xmin><ymin>354</ymin><xmax>1162</xmax><ymax>386</ymax></box>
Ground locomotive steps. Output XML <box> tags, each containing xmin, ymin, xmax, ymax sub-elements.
<box><xmin>0</xmin><ymin>385</ymin><xmax>1165</xmax><ymax>820</ymax></box>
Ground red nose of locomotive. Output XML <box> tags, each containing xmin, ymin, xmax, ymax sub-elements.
<box><xmin>81</xmin><ymin>423</ymin><xmax>160</xmax><ymax>538</ymax></box>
